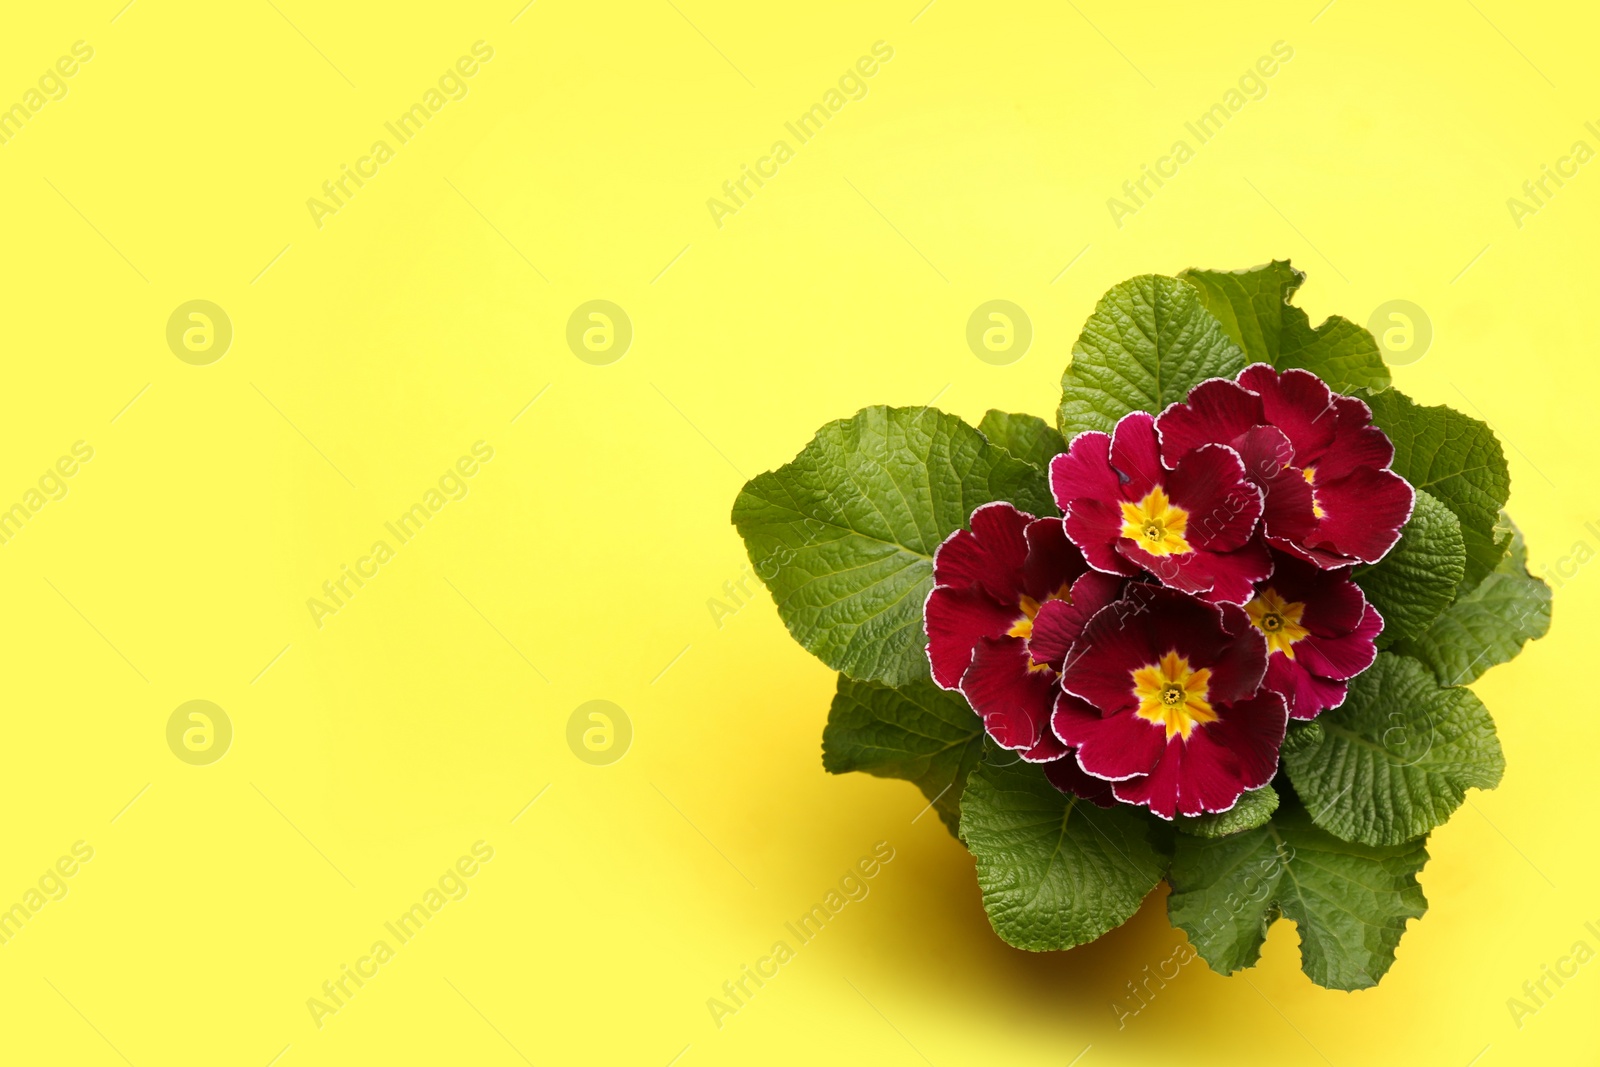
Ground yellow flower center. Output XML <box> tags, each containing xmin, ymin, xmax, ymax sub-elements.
<box><xmin>1132</xmin><ymin>650</ymin><xmax>1217</xmax><ymax>740</ymax></box>
<box><xmin>1245</xmin><ymin>586</ymin><xmax>1310</xmax><ymax>658</ymax></box>
<box><xmin>1006</xmin><ymin>595</ymin><xmax>1042</xmax><ymax>640</ymax></box>
<box><xmin>1303</xmin><ymin>466</ymin><xmax>1326</xmax><ymax>519</ymax></box>
<box><xmin>1119</xmin><ymin>486</ymin><xmax>1193</xmax><ymax>557</ymax></box>
<box><xmin>1006</xmin><ymin>584</ymin><xmax>1072</xmax><ymax>670</ymax></box>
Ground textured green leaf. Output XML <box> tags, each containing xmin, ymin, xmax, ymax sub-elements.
<box><xmin>978</xmin><ymin>410</ymin><xmax>1067</xmax><ymax>472</ymax></box>
<box><xmin>1168</xmin><ymin>818</ymin><xmax>1285</xmax><ymax>975</ymax></box>
<box><xmin>1176</xmin><ymin>785</ymin><xmax>1279</xmax><ymax>839</ymax></box>
<box><xmin>1354</xmin><ymin>489</ymin><xmax>1466</xmax><ymax>644</ymax></box>
<box><xmin>822</xmin><ymin>675</ymin><xmax>984</xmax><ymax>835</ymax></box>
<box><xmin>1503</xmin><ymin>514</ymin><xmax>1534</xmax><ymax>571</ymax></box>
<box><xmin>1168</xmin><ymin>802</ymin><xmax>1428</xmax><ymax>990</ymax></box>
<box><xmin>1365</xmin><ymin>388</ymin><xmax>1510</xmax><ymax>591</ymax></box>
<box><xmin>1057</xmin><ymin>274</ymin><xmax>1248</xmax><ymax>436</ymax></box>
<box><xmin>1283</xmin><ymin>652</ymin><xmax>1504</xmax><ymax>846</ymax></box>
<box><xmin>1178</xmin><ymin>262</ymin><xmax>1297</xmax><ymax>365</ymax></box>
<box><xmin>1180</xmin><ymin>261</ymin><xmax>1391</xmax><ymax>394</ymax></box>
<box><xmin>1281</xmin><ymin>720</ymin><xmax>1323</xmax><ymax>759</ymax></box>
<box><xmin>1461</xmin><ymin>524</ymin><xmax>1514</xmax><ymax>597</ymax></box>
<box><xmin>1396</xmin><ymin>517</ymin><xmax>1551</xmax><ymax>686</ymax></box>
<box><xmin>959</xmin><ymin>747</ymin><xmax>1168</xmax><ymax>951</ymax></box>
<box><xmin>731</xmin><ymin>406</ymin><xmax>1053</xmax><ymax>685</ymax></box>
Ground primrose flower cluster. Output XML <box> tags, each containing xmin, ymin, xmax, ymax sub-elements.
<box><xmin>734</xmin><ymin>262</ymin><xmax>1547</xmax><ymax>990</ymax></box>
<box><xmin>926</xmin><ymin>364</ymin><xmax>1409</xmax><ymax>820</ymax></box>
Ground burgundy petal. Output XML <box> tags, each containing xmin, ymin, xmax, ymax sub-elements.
<box><xmin>1117</xmin><ymin>538</ymin><xmax>1267</xmax><ymax>606</ymax></box>
<box><xmin>1258</xmin><ymin>460</ymin><xmax>1318</xmax><ymax>535</ymax></box>
<box><xmin>1237</xmin><ymin>364</ymin><xmax>1338</xmax><ymax>462</ymax></box>
<box><xmin>1052</xmin><ymin>690</ymin><xmax>1166</xmax><ymax>781</ymax></box>
<box><xmin>960</xmin><ymin>637</ymin><xmax>1057</xmax><ymax>753</ymax></box>
<box><xmin>1022</xmin><ymin>727</ymin><xmax>1071</xmax><ymax>763</ymax></box>
<box><xmin>1057</xmin><ymin>597</ymin><xmax>1162</xmax><ymax>715</ymax></box>
<box><xmin>1042</xmin><ymin>749</ymin><xmax>1118</xmax><ymax>807</ymax></box>
<box><xmin>1261</xmin><ymin>552</ymin><xmax>1367</xmax><ymax>635</ymax></box>
<box><xmin>1315</xmin><ymin>395</ymin><xmax>1395</xmax><ymax>480</ymax></box>
<box><xmin>1026</xmin><ymin>598</ymin><xmax>1078</xmax><ymax>670</ymax></box>
<box><xmin>1265</xmin><ymin>655</ymin><xmax>1350</xmax><ymax>720</ymax></box>
<box><xmin>1060</xmin><ymin>587</ymin><xmax>1266</xmax><ymax>714</ymax></box>
<box><xmin>1308</xmin><ymin>466</ymin><xmax>1415</xmax><ymax>564</ymax></box>
<box><xmin>925</xmin><ymin>506</ymin><xmax>1099</xmax><ymax>691</ymax></box>
<box><xmin>1204</xmin><ymin>540</ymin><xmax>1277</xmax><ymax>608</ymax></box>
<box><xmin>1294</xmin><ymin>602</ymin><xmax>1383</xmax><ymax>681</ymax></box>
<box><xmin>1064</xmin><ymin>498</ymin><xmax>1143</xmax><ymax>577</ymax></box>
<box><xmin>932</xmin><ymin>501</ymin><xmax>1033</xmax><ymax>602</ymax></box>
<box><xmin>1050</xmin><ymin>431</ymin><xmax>1120</xmax><ymax>512</ymax></box>
<box><xmin>1029</xmin><ymin>570</ymin><xmax>1130</xmax><ymax>669</ymax></box>
<box><xmin>924</xmin><ymin>585</ymin><xmax>1020</xmax><ymax>689</ymax></box>
<box><xmin>1266</xmin><ymin>531</ymin><xmax>1356</xmax><ymax>571</ymax></box>
<box><xmin>1250</xmin><ymin>553</ymin><xmax>1383</xmax><ymax>718</ymax></box>
<box><xmin>1165</xmin><ymin>444</ymin><xmax>1263</xmax><ymax>552</ymax></box>
<box><xmin>1019</xmin><ymin>516</ymin><xmax>1089</xmax><ymax>601</ymax></box>
<box><xmin>1155</xmin><ymin>377</ymin><xmax>1264</xmax><ymax>466</ymax></box>
<box><xmin>1111</xmin><ymin>690</ymin><xmax>1288</xmax><ymax>818</ymax></box>
<box><xmin>1109</xmin><ymin>412</ymin><xmax>1167</xmax><ymax>494</ymax></box>
<box><xmin>1231</xmin><ymin>426</ymin><xmax>1296</xmax><ymax>486</ymax></box>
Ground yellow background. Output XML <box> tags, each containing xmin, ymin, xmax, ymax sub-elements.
<box><xmin>0</xmin><ymin>1</ymin><xmax>1591</xmax><ymax>1064</ymax></box>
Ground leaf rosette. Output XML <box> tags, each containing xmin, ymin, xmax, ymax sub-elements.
<box><xmin>732</xmin><ymin>260</ymin><xmax>1547</xmax><ymax>991</ymax></box>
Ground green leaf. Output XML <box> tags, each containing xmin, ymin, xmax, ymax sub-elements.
<box><xmin>822</xmin><ymin>675</ymin><xmax>984</xmax><ymax>835</ymax></box>
<box><xmin>1395</xmin><ymin>517</ymin><xmax>1551</xmax><ymax>685</ymax></box>
<box><xmin>1167</xmin><ymin>802</ymin><xmax>1428</xmax><ymax>990</ymax></box>
<box><xmin>1364</xmin><ymin>388</ymin><xmax>1510</xmax><ymax>591</ymax></box>
<box><xmin>1179</xmin><ymin>261</ymin><xmax>1391</xmax><ymax>394</ymax></box>
<box><xmin>731</xmin><ymin>406</ymin><xmax>1053</xmax><ymax>686</ymax></box>
<box><xmin>1354</xmin><ymin>489</ymin><xmax>1466</xmax><ymax>644</ymax></box>
<box><xmin>1178</xmin><ymin>262</ymin><xmax>1296</xmax><ymax>366</ymax></box>
<box><xmin>1057</xmin><ymin>274</ymin><xmax>1247</xmax><ymax>437</ymax></box>
<box><xmin>1168</xmin><ymin>820</ymin><xmax>1285</xmax><ymax>976</ymax></box>
<box><xmin>1503</xmin><ymin>514</ymin><xmax>1535</xmax><ymax>570</ymax></box>
<box><xmin>1176</xmin><ymin>785</ymin><xmax>1279</xmax><ymax>839</ymax></box>
<box><xmin>1460</xmin><ymin>524</ymin><xmax>1514</xmax><ymax>599</ymax></box>
<box><xmin>1281</xmin><ymin>719</ymin><xmax>1323</xmax><ymax>758</ymax></box>
<box><xmin>978</xmin><ymin>410</ymin><xmax>1067</xmax><ymax>471</ymax></box>
<box><xmin>959</xmin><ymin>746</ymin><xmax>1168</xmax><ymax>950</ymax></box>
<box><xmin>1282</xmin><ymin>652</ymin><xmax>1505</xmax><ymax>846</ymax></box>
